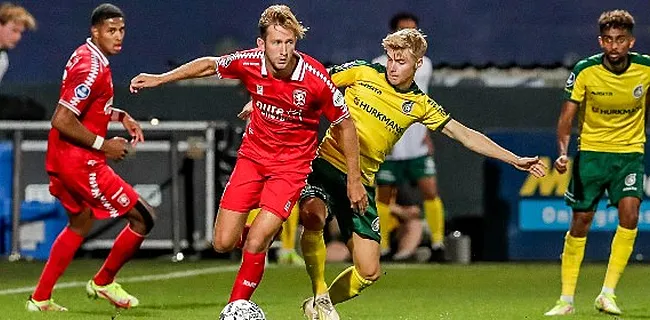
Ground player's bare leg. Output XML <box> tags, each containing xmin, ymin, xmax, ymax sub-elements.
<box><xmin>88</xmin><ymin>198</ymin><xmax>156</xmax><ymax>309</ymax></box>
<box><xmin>212</xmin><ymin>208</ymin><xmax>249</xmax><ymax>253</ymax></box>
<box><xmin>229</xmin><ymin>209</ymin><xmax>283</xmax><ymax>302</ymax></box>
<box><xmin>299</xmin><ymin>197</ymin><xmax>333</xmax><ymax>320</ymax></box>
<box><xmin>392</xmin><ymin>218</ymin><xmax>423</xmax><ymax>261</ymax></box>
<box><xmin>595</xmin><ymin>197</ymin><xmax>639</xmax><ymax>315</ymax></box>
<box><xmin>27</xmin><ymin>208</ymin><xmax>94</xmax><ymax>312</ymax></box>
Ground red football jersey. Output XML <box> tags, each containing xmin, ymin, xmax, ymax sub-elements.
<box><xmin>46</xmin><ymin>39</ymin><xmax>114</xmax><ymax>173</ymax></box>
<box><xmin>214</xmin><ymin>48</ymin><xmax>349</xmax><ymax>168</ymax></box>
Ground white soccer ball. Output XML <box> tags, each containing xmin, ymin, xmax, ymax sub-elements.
<box><xmin>219</xmin><ymin>299</ymin><xmax>266</xmax><ymax>320</ymax></box>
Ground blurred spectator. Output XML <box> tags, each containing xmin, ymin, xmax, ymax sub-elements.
<box><xmin>386</xmin><ymin>183</ymin><xmax>425</xmax><ymax>261</ymax></box>
<box><xmin>0</xmin><ymin>2</ymin><xmax>36</xmax><ymax>84</ymax></box>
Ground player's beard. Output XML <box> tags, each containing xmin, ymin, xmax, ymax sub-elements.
<box><xmin>604</xmin><ymin>53</ymin><xmax>628</xmax><ymax>71</ymax></box>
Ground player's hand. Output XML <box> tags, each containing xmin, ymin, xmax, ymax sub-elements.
<box><xmin>121</xmin><ymin>114</ymin><xmax>144</xmax><ymax>146</ymax></box>
<box><xmin>554</xmin><ymin>155</ymin><xmax>569</xmax><ymax>174</ymax></box>
<box><xmin>101</xmin><ymin>137</ymin><xmax>130</xmax><ymax>161</ymax></box>
<box><xmin>238</xmin><ymin>101</ymin><xmax>253</xmax><ymax>120</ymax></box>
<box><xmin>129</xmin><ymin>73</ymin><xmax>163</xmax><ymax>93</ymax></box>
<box><xmin>512</xmin><ymin>156</ymin><xmax>547</xmax><ymax>178</ymax></box>
<box><xmin>347</xmin><ymin>177</ymin><xmax>368</xmax><ymax>215</ymax></box>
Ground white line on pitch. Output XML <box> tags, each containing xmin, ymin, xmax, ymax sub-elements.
<box><xmin>0</xmin><ymin>264</ymin><xmax>249</xmax><ymax>296</ymax></box>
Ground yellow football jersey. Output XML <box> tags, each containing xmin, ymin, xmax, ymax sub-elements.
<box><xmin>319</xmin><ymin>60</ymin><xmax>451</xmax><ymax>186</ymax></box>
<box><xmin>564</xmin><ymin>53</ymin><xmax>650</xmax><ymax>153</ymax></box>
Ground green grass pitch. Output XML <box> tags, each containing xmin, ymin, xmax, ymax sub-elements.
<box><xmin>0</xmin><ymin>259</ymin><xmax>648</xmax><ymax>319</ymax></box>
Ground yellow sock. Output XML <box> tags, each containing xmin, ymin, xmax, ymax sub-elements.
<box><xmin>603</xmin><ymin>225</ymin><xmax>638</xmax><ymax>290</ymax></box>
<box><xmin>301</xmin><ymin>229</ymin><xmax>328</xmax><ymax>295</ymax></box>
<box><xmin>561</xmin><ymin>232</ymin><xmax>587</xmax><ymax>297</ymax></box>
<box><xmin>281</xmin><ymin>205</ymin><xmax>299</xmax><ymax>251</ymax></box>
<box><xmin>377</xmin><ymin>202</ymin><xmax>393</xmax><ymax>252</ymax></box>
<box><xmin>328</xmin><ymin>266</ymin><xmax>374</xmax><ymax>305</ymax></box>
<box><xmin>424</xmin><ymin>198</ymin><xmax>445</xmax><ymax>245</ymax></box>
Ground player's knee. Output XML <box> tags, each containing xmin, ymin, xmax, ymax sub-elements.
<box><xmin>357</xmin><ymin>264</ymin><xmax>381</xmax><ymax>282</ymax></box>
<box><xmin>572</xmin><ymin>212</ymin><xmax>593</xmax><ymax>227</ymax></box>
<box><xmin>356</xmin><ymin>258</ymin><xmax>381</xmax><ymax>281</ymax></box>
<box><xmin>619</xmin><ymin>211</ymin><xmax>639</xmax><ymax>229</ymax></box>
<box><xmin>299</xmin><ymin>198</ymin><xmax>326</xmax><ymax>230</ymax></box>
<box><xmin>130</xmin><ymin>200</ymin><xmax>156</xmax><ymax>235</ymax></box>
<box><xmin>67</xmin><ymin>209</ymin><xmax>93</xmax><ymax>237</ymax></box>
<box><xmin>242</xmin><ymin>234</ymin><xmax>270</xmax><ymax>254</ymax></box>
<box><xmin>569</xmin><ymin>213</ymin><xmax>593</xmax><ymax>237</ymax></box>
<box><xmin>212</xmin><ymin>234</ymin><xmax>236</xmax><ymax>253</ymax></box>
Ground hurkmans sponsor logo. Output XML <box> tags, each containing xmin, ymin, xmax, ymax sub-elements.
<box><xmin>353</xmin><ymin>96</ymin><xmax>405</xmax><ymax>135</ymax></box>
<box><xmin>591</xmin><ymin>105</ymin><xmax>642</xmax><ymax>115</ymax></box>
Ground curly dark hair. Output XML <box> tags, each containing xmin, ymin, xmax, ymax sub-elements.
<box><xmin>598</xmin><ymin>10</ymin><xmax>634</xmax><ymax>34</ymax></box>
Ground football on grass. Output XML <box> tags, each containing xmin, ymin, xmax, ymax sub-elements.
<box><xmin>219</xmin><ymin>299</ymin><xmax>266</xmax><ymax>320</ymax></box>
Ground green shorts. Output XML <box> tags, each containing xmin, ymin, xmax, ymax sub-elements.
<box><xmin>300</xmin><ymin>158</ymin><xmax>380</xmax><ymax>243</ymax></box>
<box><xmin>565</xmin><ymin>151</ymin><xmax>644</xmax><ymax>211</ymax></box>
<box><xmin>376</xmin><ymin>155</ymin><xmax>436</xmax><ymax>185</ymax></box>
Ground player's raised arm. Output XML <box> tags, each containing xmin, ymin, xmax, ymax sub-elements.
<box><xmin>130</xmin><ymin>57</ymin><xmax>218</xmax><ymax>93</ymax></box>
<box><xmin>555</xmin><ymin>100</ymin><xmax>579</xmax><ymax>174</ymax></box>
<box><xmin>440</xmin><ymin>119</ymin><xmax>547</xmax><ymax>178</ymax></box>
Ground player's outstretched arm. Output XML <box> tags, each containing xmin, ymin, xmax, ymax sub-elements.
<box><xmin>130</xmin><ymin>57</ymin><xmax>217</xmax><ymax>93</ymax></box>
<box><xmin>441</xmin><ymin>119</ymin><xmax>547</xmax><ymax>178</ymax></box>
<box><xmin>331</xmin><ymin>118</ymin><xmax>368</xmax><ymax>214</ymax></box>
<box><xmin>555</xmin><ymin>100</ymin><xmax>578</xmax><ymax>174</ymax></box>
<box><xmin>51</xmin><ymin>105</ymin><xmax>130</xmax><ymax>161</ymax></box>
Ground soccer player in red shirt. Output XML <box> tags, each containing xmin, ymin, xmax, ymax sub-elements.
<box><xmin>26</xmin><ymin>4</ymin><xmax>156</xmax><ymax>312</ymax></box>
<box><xmin>130</xmin><ymin>5</ymin><xmax>366</xmax><ymax>302</ymax></box>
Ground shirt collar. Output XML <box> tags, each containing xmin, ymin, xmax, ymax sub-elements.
<box><xmin>260</xmin><ymin>51</ymin><xmax>305</xmax><ymax>81</ymax></box>
<box><xmin>85</xmin><ymin>38</ymin><xmax>109</xmax><ymax>66</ymax></box>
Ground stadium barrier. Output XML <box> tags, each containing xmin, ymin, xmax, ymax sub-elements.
<box><xmin>0</xmin><ymin>120</ymin><xmax>227</xmax><ymax>261</ymax></box>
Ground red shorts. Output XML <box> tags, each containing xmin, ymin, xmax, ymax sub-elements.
<box><xmin>220</xmin><ymin>157</ymin><xmax>309</xmax><ymax>220</ymax></box>
<box><xmin>48</xmin><ymin>163</ymin><xmax>139</xmax><ymax>219</ymax></box>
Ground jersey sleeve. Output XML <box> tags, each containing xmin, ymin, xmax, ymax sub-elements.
<box><xmin>563</xmin><ymin>64</ymin><xmax>586</xmax><ymax>103</ymax></box>
<box><xmin>319</xmin><ymin>83</ymin><xmax>350</xmax><ymax>125</ymax></box>
<box><xmin>329</xmin><ymin>60</ymin><xmax>368</xmax><ymax>87</ymax></box>
<box><xmin>420</xmin><ymin>97</ymin><xmax>452</xmax><ymax>131</ymax></box>
<box><xmin>58</xmin><ymin>55</ymin><xmax>99</xmax><ymax>116</ymax></box>
<box><xmin>213</xmin><ymin>53</ymin><xmax>245</xmax><ymax>80</ymax></box>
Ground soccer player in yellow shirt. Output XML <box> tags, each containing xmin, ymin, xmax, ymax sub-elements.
<box><xmin>544</xmin><ymin>10</ymin><xmax>649</xmax><ymax>316</ymax></box>
<box><xmin>243</xmin><ymin>29</ymin><xmax>546</xmax><ymax>320</ymax></box>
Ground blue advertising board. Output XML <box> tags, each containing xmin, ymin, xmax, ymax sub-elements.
<box><xmin>485</xmin><ymin>131</ymin><xmax>650</xmax><ymax>260</ymax></box>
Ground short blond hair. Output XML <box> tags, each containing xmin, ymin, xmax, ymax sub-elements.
<box><xmin>258</xmin><ymin>5</ymin><xmax>307</xmax><ymax>40</ymax></box>
<box><xmin>0</xmin><ymin>2</ymin><xmax>36</xmax><ymax>30</ymax></box>
<box><xmin>382</xmin><ymin>28</ymin><xmax>427</xmax><ymax>59</ymax></box>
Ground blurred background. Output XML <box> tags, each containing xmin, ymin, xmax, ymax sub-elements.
<box><xmin>2</xmin><ymin>0</ymin><xmax>650</xmax><ymax>264</ymax></box>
